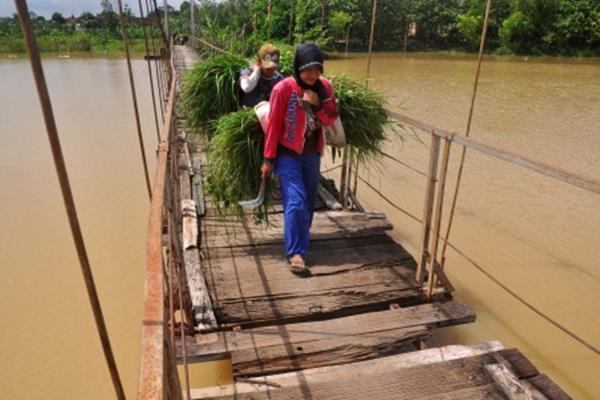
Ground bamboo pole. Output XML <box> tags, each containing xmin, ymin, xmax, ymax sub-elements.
<box><xmin>416</xmin><ymin>134</ymin><xmax>440</xmax><ymax>282</ymax></box>
<box><xmin>365</xmin><ymin>0</ymin><xmax>378</xmax><ymax>89</ymax></box>
<box><xmin>14</xmin><ymin>2</ymin><xmax>126</xmax><ymax>399</ymax></box>
<box><xmin>426</xmin><ymin>137</ymin><xmax>452</xmax><ymax>299</ymax></box>
<box><xmin>163</xmin><ymin>0</ymin><xmax>169</xmax><ymax>40</ymax></box>
<box><xmin>439</xmin><ymin>0</ymin><xmax>493</xmax><ymax>270</ymax></box>
<box><xmin>190</xmin><ymin>0</ymin><xmax>196</xmax><ymax>48</ymax></box>
<box><xmin>339</xmin><ymin>148</ymin><xmax>349</xmax><ymax>207</ymax></box>
<box><xmin>267</xmin><ymin>0</ymin><xmax>273</xmax><ymax>40</ymax></box>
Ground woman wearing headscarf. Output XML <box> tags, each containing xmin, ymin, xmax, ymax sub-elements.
<box><xmin>260</xmin><ymin>43</ymin><xmax>338</xmax><ymax>275</ymax></box>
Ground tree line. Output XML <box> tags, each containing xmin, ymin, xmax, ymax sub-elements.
<box><xmin>1</xmin><ymin>0</ymin><xmax>598</xmax><ymax>56</ymax></box>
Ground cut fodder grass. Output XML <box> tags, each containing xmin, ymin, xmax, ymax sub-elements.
<box><xmin>205</xmin><ymin>108</ymin><xmax>271</xmax><ymax>223</ymax></box>
<box><xmin>182</xmin><ymin>53</ymin><xmax>248</xmax><ymax>132</ymax></box>
<box><xmin>330</xmin><ymin>74</ymin><xmax>395</xmax><ymax>164</ymax></box>
<box><xmin>204</xmin><ymin>75</ymin><xmax>397</xmax><ymax>224</ymax></box>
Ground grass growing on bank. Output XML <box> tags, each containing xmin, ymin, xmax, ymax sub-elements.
<box><xmin>0</xmin><ymin>34</ymin><xmax>160</xmax><ymax>55</ymax></box>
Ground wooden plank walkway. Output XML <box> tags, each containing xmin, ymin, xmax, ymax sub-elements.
<box><xmin>190</xmin><ymin>342</ymin><xmax>570</xmax><ymax>400</ymax></box>
<box><xmin>172</xmin><ymin>45</ymin><xmax>571</xmax><ymax>400</ymax></box>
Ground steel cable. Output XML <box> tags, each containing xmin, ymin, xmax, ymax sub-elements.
<box><xmin>358</xmin><ymin>173</ymin><xmax>599</xmax><ymax>355</ymax></box>
<box><xmin>116</xmin><ymin>0</ymin><xmax>152</xmax><ymax>199</ymax></box>
<box><xmin>138</xmin><ymin>0</ymin><xmax>161</xmax><ymax>142</ymax></box>
<box><xmin>14</xmin><ymin>1</ymin><xmax>126</xmax><ymax>398</ymax></box>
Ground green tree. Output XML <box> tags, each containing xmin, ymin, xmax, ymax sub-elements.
<box><xmin>329</xmin><ymin>11</ymin><xmax>352</xmax><ymax>51</ymax></box>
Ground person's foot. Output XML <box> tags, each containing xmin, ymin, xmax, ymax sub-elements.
<box><xmin>288</xmin><ymin>254</ymin><xmax>310</xmax><ymax>276</ymax></box>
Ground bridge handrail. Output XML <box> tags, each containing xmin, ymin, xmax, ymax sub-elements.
<box><xmin>137</xmin><ymin>45</ymin><xmax>180</xmax><ymax>400</ymax></box>
<box><xmin>386</xmin><ymin>110</ymin><xmax>600</xmax><ymax>195</ymax></box>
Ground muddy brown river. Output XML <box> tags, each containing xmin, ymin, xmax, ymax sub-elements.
<box><xmin>1</xmin><ymin>53</ymin><xmax>598</xmax><ymax>399</ymax></box>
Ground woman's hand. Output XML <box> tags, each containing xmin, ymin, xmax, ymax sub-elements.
<box><xmin>303</xmin><ymin>90</ymin><xmax>319</xmax><ymax>106</ymax></box>
<box><xmin>260</xmin><ymin>161</ymin><xmax>272</xmax><ymax>180</ymax></box>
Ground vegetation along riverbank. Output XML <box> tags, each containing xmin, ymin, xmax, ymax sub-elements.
<box><xmin>1</xmin><ymin>0</ymin><xmax>598</xmax><ymax>57</ymax></box>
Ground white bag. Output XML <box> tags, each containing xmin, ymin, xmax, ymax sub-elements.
<box><xmin>323</xmin><ymin>116</ymin><xmax>346</xmax><ymax>148</ymax></box>
<box><xmin>254</xmin><ymin>101</ymin><xmax>270</xmax><ymax>134</ymax></box>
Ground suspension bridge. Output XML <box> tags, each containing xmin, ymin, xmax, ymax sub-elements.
<box><xmin>13</xmin><ymin>0</ymin><xmax>599</xmax><ymax>398</ymax></box>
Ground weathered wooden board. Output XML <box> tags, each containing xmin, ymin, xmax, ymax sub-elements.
<box><xmin>201</xmin><ymin>236</ymin><xmax>421</xmax><ymax>325</ymax></box>
<box><xmin>190</xmin><ymin>342</ymin><xmax>505</xmax><ymax>399</ymax></box>
<box><xmin>195</xmin><ymin>347</ymin><xmax>551</xmax><ymax>400</ymax></box>
<box><xmin>182</xmin><ymin>301</ymin><xmax>474</xmax><ymax>376</ymax></box>
<box><xmin>200</xmin><ymin>210</ymin><xmax>392</xmax><ymax>248</ymax></box>
<box><xmin>527</xmin><ymin>374</ymin><xmax>571</xmax><ymax>400</ymax></box>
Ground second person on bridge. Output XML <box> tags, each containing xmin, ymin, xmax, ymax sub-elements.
<box><xmin>260</xmin><ymin>43</ymin><xmax>338</xmax><ymax>276</ymax></box>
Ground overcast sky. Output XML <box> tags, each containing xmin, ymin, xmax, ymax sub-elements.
<box><xmin>1</xmin><ymin>0</ymin><xmax>186</xmax><ymax>17</ymax></box>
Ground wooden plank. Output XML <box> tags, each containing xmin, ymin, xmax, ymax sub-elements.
<box><xmin>197</xmin><ymin>347</ymin><xmax>520</xmax><ymax>400</ymax></box>
<box><xmin>185</xmin><ymin>301</ymin><xmax>475</xmax><ymax>376</ymax></box>
<box><xmin>201</xmin><ymin>210</ymin><xmax>393</xmax><ymax>248</ymax></box>
<box><xmin>200</xmin><ymin>237</ymin><xmax>421</xmax><ymax>325</ymax></box>
<box><xmin>497</xmin><ymin>348</ymin><xmax>539</xmax><ymax>379</ymax></box>
<box><xmin>192</xmin><ymin>155</ymin><xmax>206</xmax><ymax>217</ymax></box>
<box><xmin>486</xmin><ymin>363</ymin><xmax>534</xmax><ymax>400</ymax></box>
<box><xmin>182</xmin><ymin>199</ymin><xmax>198</xmax><ymax>250</ymax></box>
<box><xmin>183</xmin><ymin>246</ymin><xmax>218</xmax><ymax>330</ymax></box>
<box><xmin>190</xmin><ymin>342</ymin><xmax>505</xmax><ymax>399</ymax></box>
<box><xmin>527</xmin><ymin>374</ymin><xmax>571</xmax><ymax>400</ymax></box>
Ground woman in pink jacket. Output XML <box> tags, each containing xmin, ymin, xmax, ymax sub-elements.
<box><xmin>260</xmin><ymin>43</ymin><xmax>338</xmax><ymax>275</ymax></box>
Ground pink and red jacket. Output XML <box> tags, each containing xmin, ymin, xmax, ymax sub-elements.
<box><xmin>264</xmin><ymin>77</ymin><xmax>338</xmax><ymax>159</ymax></box>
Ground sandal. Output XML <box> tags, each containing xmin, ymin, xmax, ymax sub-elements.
<box><xmin>288</xmin><ymin>255</ymin><xmax>310</xmax><ymax>276</ymax></box>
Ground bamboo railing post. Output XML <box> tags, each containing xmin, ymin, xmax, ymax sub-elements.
<box><xmin>365</xmin><ymin>0</ymin><xmax>378</xmax><ymax>89</ymax></box>
<box><xmin>426</xmin><ymin>137</ymin><xmax>452</xmax><ymax>299</ymax></box>
<box><xmin>339</xmin><ymin>147</ymin><xmax>349</xmax><ymax>207</ymax></box>
<box><xmin>416</xmin><ymin>133</ymin><xmax>441</xmax><ymax>283</ymax></box>
<box><xmin>344</xmin><ymin>148</ymin><xmax>355</xmax><ymax>209</ymax></box>
<box><xmin>190</xmin><ymin>0</ymin><xmax>196</xmax><ymax>48</ymax></box>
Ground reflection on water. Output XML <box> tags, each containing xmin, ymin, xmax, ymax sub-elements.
<box><xmin>1</xmin><ymin>53</ymin><xmax>598</xmax><ymax>399</ymax></box>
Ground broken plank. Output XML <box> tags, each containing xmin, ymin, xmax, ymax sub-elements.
<box><xmin>183</xmin><ymin>246</ymin><xmax>218</xmax><ymax>331</ymax></box>
<box><xmin>195</xmin><ymin>346</ymin><xmax>517</xmax><ymax>400</ymax></box>
<box><xmin>486</xmin><ymin>363</ymin><xmax>534</xmax><ymax>400</ymax></box>
<box><xmin>527</xmin><ymin>374</ymin><xmax>571</xmax><ymax>400</ymax></box>
<box><xmin>190</xmin><ymin>342</ymin><xmax>506</xmax><ymax>399</ymax></box>
<box><xmin>186</xmin><ymin>300</ymin><xmax>475</xmax><ymax>377</ymax></box>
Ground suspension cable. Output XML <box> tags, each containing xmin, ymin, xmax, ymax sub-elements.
<box><xmin>146</xmin><ymin>0</ymin><xmax>166</xmax><ymax>120</ymax></box>
<box><xmin>357</xmin><ymin>172</ymin><xmax>599</xmax><ymax>355</ymax></box>
<box><xmin>138</xmin><ymin>0</ymin><xmax>161</xmax><ymax>142</ymax></box>
<box><xmin>439</xmin><ymin>0</ymin><xmax>492</xmax><ymax>268</ymax></box>
<box><xmin>13</xmin><ymin>1</ymin><xmax>126</xmax><ymax>398</ymax></box>
<box><xmin>116</xmin><ymin>0</ymin><xmax>152</xmax><ymax>200</ymax></box>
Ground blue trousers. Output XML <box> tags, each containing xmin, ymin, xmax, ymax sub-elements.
<box><xmin>275</xmin><ymin>152</ymin><xmax>321</xmax><ymax>257</ymax></box>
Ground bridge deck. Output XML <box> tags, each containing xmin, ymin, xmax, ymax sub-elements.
<box><xmin>172</xmin><ymin>45</ymin><xmax>570</xmax><ymax>400</ymax></box>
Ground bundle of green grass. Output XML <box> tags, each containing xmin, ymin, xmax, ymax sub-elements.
<box><xmin>204</xmin><ymin>108</ymin><xmax>271</xmax><ymax>222</ymax></box>
<box><xmin>181</xmin><ymin>53</ymin><xmax>248</xmax><ymax>131</ymax></box>
<box><xmin>330</xmin><ymin>74</ymin><xmax>391</xmax><ymax>163</ymax></box>
<box><xmin>204</xmin><ymin>73</ymin><xmax>393</xmax><ymax>223</ymax></box>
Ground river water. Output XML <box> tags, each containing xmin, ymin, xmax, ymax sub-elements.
<box><xmin>0</xmin><ymin>53</ymin><xmax>598</xmax><ymax>399</ymax></box>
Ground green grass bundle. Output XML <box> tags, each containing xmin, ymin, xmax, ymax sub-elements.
<box><xmin>182</xmin><ymin>53</ymin><xmax>247</xmax><ymax>131</ymax></box>
<box><xmin>331</xmin><ymin>75</ymin><xmax>392</xmax><ymax>163</ymax></box>
<box><xmin>205</xmin><ymin>108</ymin><xmax>270</xmax><ymax>222</ymax></box>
